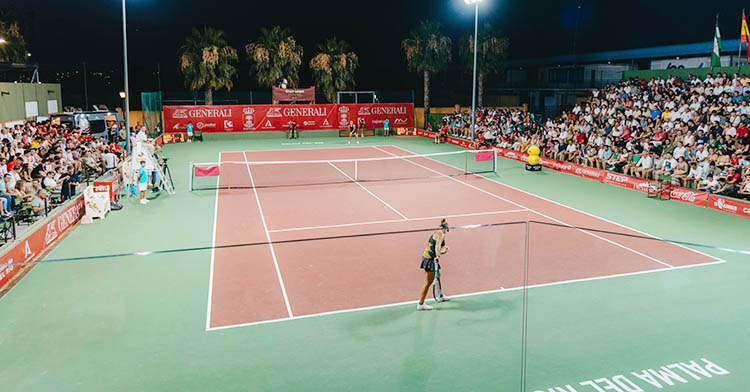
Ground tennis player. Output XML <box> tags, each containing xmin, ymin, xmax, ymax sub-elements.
<box><xmin>417</xmin><ymin>219</ymin><xmax>450</xmax><ymax>310</ymax></box>
<box><xmin>347</xmin><ymin>120</ymin><xmax>359</xmax><ymax>144</ymax></box>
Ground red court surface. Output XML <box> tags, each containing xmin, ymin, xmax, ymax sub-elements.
<box><xmin>205</xmin><ymin>145</ymin><xmax>723</xmax><ymax>330</ymax></box>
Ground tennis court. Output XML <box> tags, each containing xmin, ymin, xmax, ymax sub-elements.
<box><xmin>204</xmin><ymin>145</ymin><xmax>721</xmax><ymax>330</ymax></box>
<box><xmin>1</xmin><ymin>135</ymin><xmax>747</xmax><ymax>392</ymax></box>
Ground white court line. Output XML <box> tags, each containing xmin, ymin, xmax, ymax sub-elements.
<box><xmin>243</xmin><ymin>151</ymin><xmax>294</xmax><ymax>318</ymax></box>
<box><xmin>222</xmin><ymin>145</ymin><xmax>390</xmax><ymax>154</ymax></box>
<box><xmin>374</xmin><ymin>146</ymin><xmax>676</xmax><ymax>269</ymax></box>
<box><xmin>327</xmin><ymin>161</ymin><xmax>409</xmax><ymax>220</ymax></box>
<box><xmin>205</xmin><ymin>258</ymin><xmax>726</xmax><ymax>332</ymax></box>
<box><xmin>204</xmin><ymin>152</ymin><xmax>222</xmax><ymax>330</ymax></box>
<box><xmin>394</xmin><ymin>145</ymin><xmax>725</xmax><ymax>265</ymax></box>
<box><xmin>268</xmin><ymin>209</ymin><xmax>529</xmax><ymax>233</ymax></box>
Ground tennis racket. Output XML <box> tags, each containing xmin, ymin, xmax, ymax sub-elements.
<box><xmin>432</xmin><ymin>262</ymin><xmax>442</xmax><ymax>302</ymax></box>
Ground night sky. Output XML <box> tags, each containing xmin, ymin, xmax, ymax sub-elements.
<box><xmin>2</xmin><ymin>0</ymin><xmax>749</xmax><ymax>106</ymax></box>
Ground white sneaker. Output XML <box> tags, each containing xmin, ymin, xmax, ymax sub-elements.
<box><xmin>144</xmin><ymin>199</ymin><xmax>150</xmax><ymax>203</ymax></box>
<box><xmin>437</xmin><ymin>295</ymin><xmax>449</xmax><ymax>302</ymax></box>
<box><xmin>417</xmin><ymin>303</ymin><xmax>433</xmax><ymax>311</ymax></box>
<box><xmin>140</xmin><ymin>200</ymin><xmax>147</xmax><ymax>204</ymax></box>
<box><xmin>356</xmin><ymin>141</ymin><xmax>359</xmax><ymax>144</ymax></box>
<box><xmin>348</xmin><ymin>141</ymin><xmax>351</xmax><ymax>144</ymax></box>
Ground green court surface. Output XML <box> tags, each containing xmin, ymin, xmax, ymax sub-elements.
<box><xmin>0</xmin><ymin>132</ymin><xmax>747</xmax><ymax>391</ymax></box>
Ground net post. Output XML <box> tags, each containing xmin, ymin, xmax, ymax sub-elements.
<box><xmin>226</xmin><ymin>162</ymin><xmax>231</xmax><ymax>190</ymax></box>
<box><xmin>494</xmin><ymin>149</ymin><xmax>498</xmax><ymax>174</ymax></box>
<box><xmin>189</xmin><ymin>162</ymin><xmax>193</xmax><ymax>191</ymax></box>
<box><xmin>465</xmin><ymin>150</ymin><xmax>468</xmax><ymax>175</ymax></box>
<box><xmin>355</xmin><ymin>160</ymin><xmax>358</xmax><ymax>181</ymax></box>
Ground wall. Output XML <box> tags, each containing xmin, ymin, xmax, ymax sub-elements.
<box><xmin>0</xmin><ymin>83</ymin><xmax>62</xmax><ymax>124</ymax></box>
<box><xmin>623</xmin><ymin>65</ymin><xmax>750</xmax><ymax>81</ymax></box>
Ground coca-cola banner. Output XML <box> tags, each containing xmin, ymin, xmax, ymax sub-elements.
<box><xmin>273</xmin><ymin>87</ymin><xmax>315</xmax><ymax>102</ymax></box>
<box><xmin>163</xmin><ymin>103</ymin><xmax>414</xmax><ymax>133</ymax></box>
<box><xmin>707</xmin><ymin>195</ymin><xmax>750</xmax><ymax>218</ymax></box>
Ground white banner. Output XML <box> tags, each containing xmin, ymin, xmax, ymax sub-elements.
<box><xmin>650</xmin><ymin>56</ymin><xmax>730</xmax><ymax>70</ymax></box>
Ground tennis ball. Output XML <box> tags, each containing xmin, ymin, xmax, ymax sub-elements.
<box><xmin>528</xmin><ymin>145</ymin><xmax>540</xmax><ymax>156</ymax></box>
<box><xmin>528</xmin><ymin>155</ymin><xmax>540</xmax><ymax>165</ymax></box>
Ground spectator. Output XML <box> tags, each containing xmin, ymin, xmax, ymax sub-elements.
<box><xmin>30</xmin><ymin>189</ymin><xmax>48</xmax><ymax>216</ymax></box>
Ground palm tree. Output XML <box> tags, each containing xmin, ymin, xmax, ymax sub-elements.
<box><xmin>401</xmin><ymin>21</ymin><xmax>452</xmax><ymax>125</ymax></box>
<box><xmin>460</xmin><ymin>23</ymin><xmax>509</xmax><ymax>107</ymax></box>
<box><xmin>246</xmin><ymin>26</ymin><xmax>304</xmax><ymax>88</ymax></box>
<box><xmin>178</xmin><ymin>27</ymin><xmax>238</xmax><ymax>105</ymax></box>
<box><xmin>310</xmin><ymin>38</ymin><xmax>358</xmax><ymax>103</ymax></box>
<box><xmin>0</xmin><ymin>9</ymin><xmax>29</xmax><ymax>63</ymax></box>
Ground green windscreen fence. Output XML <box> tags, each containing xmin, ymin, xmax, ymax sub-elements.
<box><xmin>141</xmin><ymin>91</ymin><xmax>163</xmax><ymax>137</ymax></box>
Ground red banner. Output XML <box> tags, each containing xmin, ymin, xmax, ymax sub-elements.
<box><xmin>195</xmin><ymin>166</ymin><xmax>220</xmax><ymax>177</ymax></box>
<box><xmin>707</xmin><ymin>195</ymin><xmax>750</xmax><ymax>218</ymax></box>
<box><xmin>0</xmin><ymin>198</ymin><xmax>85</xmax><ymax>289</ymax></box>
<box><xmin>163</xmin><ymin>103</ymin><xmax>414</xmax><ymax>133</ymax></box>
<box><xmin>273</xmin><ymin>87</ymin><xmax>315</xmax><ymax>102</ymax></box>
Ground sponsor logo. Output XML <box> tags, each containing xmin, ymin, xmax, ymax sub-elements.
<box><xmin>322</xmin><ymin>119</ymin><xmax>331</xmax><ymax>127</ymax></box>
<box><xmin>371</xmin><ymin>106</ymin><xmax>408</xmax><ymax>115</ymax></box>
<box><xmin>172</xmin><ymin>123</ymin><xmax>183</xmax><ymax>130</ymax></box>
<box><xmin>669</xmin><ymin>189</ymin><xmax>698</xmax><ymax>202</ymax></box>
<box><xmin>262</xmin><ymin>120</ymin><xmax>274</xmax><ymax>129</ymax></box>
<box><xmin>573</xmin><ymin>167</ymin><xmax>601</xmax><ymax>178</ymax></box>
<box><xmin>243</xmin><ymin>114</ymin><xmax>255</xmax><ymax>130</ymax></box>
<box><xmin>172</xmin><ymin>109</ymin><xmax>187</xmax><ymax>119</ymax></box>
<box><xmin>713</xmin><ymin>198</ymin><xmax>738</xmax><ymax>212</ymax></box>
<box><xmin>93</xmin><ymin>185</ymin><xmax>109</xmax><ymax>193</ymax></box>
<box><xmin>224</xmin><ymin>120</ymin><xmax>233</xmax><ymax>130</ymax></box>
<box><xmin>303</xmin><ymin>121</ymin><xmax>315</xmax><ymax>126</ymax></box>
<box><xmin>242</xmin><ymin>107</ymin><xmax>255</xmax><ymax>115</ymax></box>
<box><xmin>267</xmin><ymin>107</ymin><xmax>282</xmax><ymax>117</ymax></box>
<box><xmin>196</xmin><ymin>122</ymin><xmax>216</xmax><ymax>129</ymax></box>
<box><xmin>505</xmin><ymin>152</ymin><xmax>517</xmax><ymax>159</ymax></box>
<box><xmin>605</xmin><ymin>173</ymin><xmax>629</xmax><ymax>183</ymax></box>
<box><xmin>44</xmin><ymin>222</ymin><xmax>58</xmax><ymax>245</ymax></box>
<box><xmin>187</xmin><ymin>108</ymin><xmax>232</xmax><ymax>118</ymax></box>
<box><xmin>743</xmin><ymin>207</ymin><xmax>750</xmax><ymax>214</ymax></box>
<box><xmin>394</xmin><ymin>118</ymin><xmax>408</xmax><ymax>125</ymax></box>
<box><xmin>282</xmin><ymin>107</ymin><xmax>327</xmax><ymax>117</ymax></box>
<box><xmin>358</xmin><ymin>107</ymin><xmax>371</xmax><ymax>116</ymax></box>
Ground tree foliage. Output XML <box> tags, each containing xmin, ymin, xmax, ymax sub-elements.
<box><xmin>310</xmin><ymin>38</ymin><xmax>358</xmax><ymax>103</ymax></box>
<box><xmin>246</xmin><ymin>26</ymin><xmax>304</xmax><ymax>88</ymax></box>
<box><xmin>0</xmin><ymin>9</ymin><xmax>29</xmax><ymax>63</ymax></box>
<box><xmin>178</xmin><ymin>26</ymin><xmax>238</xmax><ymax>105</ymax></box>
<box><xmin>401</xmin><ymin>20</ymin><xmax>452</xmax><ymax>74</ymax></box>
<box><xmin>460</xmin><ymin>23</ymin><xmax>509</xmax><ymax>77</ymax></box>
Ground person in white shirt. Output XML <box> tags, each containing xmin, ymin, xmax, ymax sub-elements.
<box><xmin>672</xmin><ymin>142</ymin><xmax>686</xmax><ymax>159</ymax></box>
<box><xmin>635</xmin><ymin>153</ymin><xmax>654</xmax><ymax>179</ymax></box>
<box><xmin>103</xmin><ymin>150</ymin><xmax>119</xmax><ymax>169</ymax></box>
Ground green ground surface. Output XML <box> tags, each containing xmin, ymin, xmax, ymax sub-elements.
<box><xmin>0</xmin><ymin>133</ymin><xmax>747</xmax><ymax>391</ymax></box>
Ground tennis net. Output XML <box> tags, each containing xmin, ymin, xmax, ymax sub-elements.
<box><xmin>189</xmin><ymin>149</ymin><xmax>497</xmax><ymax>191</ymax></box>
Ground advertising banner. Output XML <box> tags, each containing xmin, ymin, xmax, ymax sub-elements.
<box><xmin>273</xmin><ymin>87</ymin><xmax>315</xmax><ymax>102</ymax></box>
<box><xmin>163</xmin><ymin>103</ymin><xmax>414</xmax><ymax>133</ymax></box>
<box><xmin>0</xmin><ymin>198</ymin><xmax>85</xmax><ymax>289</ymax></box>
<box><xmin>707</xmin><ymin>195</ymin><xmax>750</xmax><ymax>218</ymax></box>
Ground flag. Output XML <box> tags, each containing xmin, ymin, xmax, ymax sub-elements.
<box><xmin>742</xmin><ymin>10</ymin><xmax>750</xmax><ymax>63</ymax></box>
<box><xmin>713</xmin><ymin>14</ymin><xmax>723</xmax><ymax>67</ymax></box>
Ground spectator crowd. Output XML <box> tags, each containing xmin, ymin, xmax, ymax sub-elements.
<box><xmin>436</xmin><ymin>72</ymin><xmax>750</xmax><ymax>200</ymax></box>
<box><xmin>0</xmin><ymin>121</ymin><xmax>125</xmax><ymax>221</ymax></box>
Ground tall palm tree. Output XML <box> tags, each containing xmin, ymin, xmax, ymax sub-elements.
<box><xmin>401</xmin><ymin>20</ymin><xmax>452</xmax><ymax>125</ymax></box>
<box><xmin>310</xmin><ymin>38</ymin><xmax>358</xmax><ymax>103</ymax></box>
<box><xmin>460</xmin><ymin>23</ymin><xmax>509</xmax><ymax>107</ymax></box>
<box><xmin>246</xmin><ymin>26</ymin><xmax>304</xmax><ymax>88</ymax></box>
<box><xmin>178</xmin><ymin>26</ymin><xmax>238</xmax><ymax>105</ymax></box>
<box><xmin>0</xmin><ymin>9</ymin><xmax>29</xmax><ymax>63</ymax></box>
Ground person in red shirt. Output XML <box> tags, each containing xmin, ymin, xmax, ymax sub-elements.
<box><xmin>737</xmin><ymin>125</ymin><xmax>749</xmax><ymax>138</ymax></box>
<box><xmin>575</xmin><ymin>132</ymin><xmax>586</xmax><ymax>144</ymax></box>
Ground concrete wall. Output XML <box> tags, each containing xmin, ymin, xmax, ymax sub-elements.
<box><xmin>0</xmin><ymin>83</ymin><xmax>63</xmax><ymax>124</ymax></box>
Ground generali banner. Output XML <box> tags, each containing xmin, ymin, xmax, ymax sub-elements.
<box><xmin>163</xmin><ymin>103</ymin><xmax>414</xmax><ymax>133</ymax></box>
<box><xmin>272</xmin><ymin>87</ymin><xmax>315</xmax><ymax>102</ymax></box>
<box><xmin>0</xmin><ymin>198</ymin><xmax>85</xmax><ymax>289</ymax></box>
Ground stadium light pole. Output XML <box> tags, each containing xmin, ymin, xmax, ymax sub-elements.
<box><xmin>121</xmin><ymin>0</ymin><xmax>131</xmax><ymax>154</ymax></box>
<box><xmin>465</xmin><ymin>0</ymin><xmax>481</xmax><ymax>141</ymax></box>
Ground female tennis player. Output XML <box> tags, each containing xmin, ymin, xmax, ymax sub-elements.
<box><xmin>347</xmin><ymin>120</ymin><xmax>359</xmax><ymax>144</ymax></box>
<box><xmin>417</xmin><ymin>219</ymin><xmax>450</xmax><ymax>310</ymax></box>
